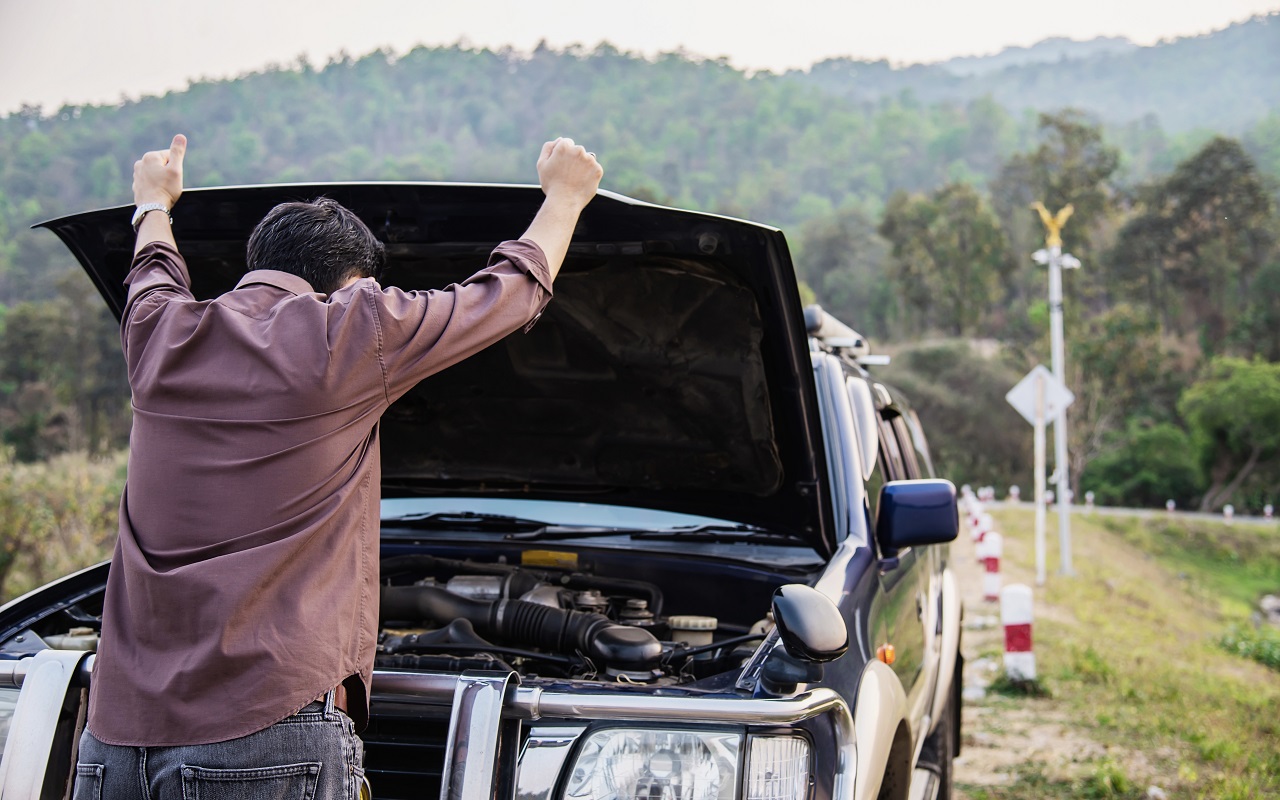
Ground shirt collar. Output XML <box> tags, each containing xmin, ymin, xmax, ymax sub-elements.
<box><xmin>235</xmin><ymin>270</ymin><xmax>316</xmax><ymax>295</ymax></box>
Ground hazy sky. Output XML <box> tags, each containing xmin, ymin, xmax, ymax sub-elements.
<box><xmin>2</xmin><ymin>0</ymin><xmax>1276</xmax><ymax>114</ymax></box>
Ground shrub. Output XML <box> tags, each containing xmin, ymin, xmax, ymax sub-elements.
<box><xmin>1219</xmin><ymin>624</ymin><xmax>1280</xmax><ymax>672</ymax></box>
<box><xmin>0</xmin><ymin>449</ymin><xmax>125</xmax><ymax>601</ymax></box>
<box><xmin>1079</xmin><ymin>422</ymin><xmax>1202</xmax><ymax>508</ymax></box>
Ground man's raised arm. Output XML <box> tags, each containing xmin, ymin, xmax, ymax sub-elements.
<box><xmin>132</xmin><ymin>134</ymin><xmax>186</xmax><ymax>255</ymax></box>
<box><xmin>520</xmin><ymin>137</ymin><xmax>604</xmax><ymax>282</ymax></box>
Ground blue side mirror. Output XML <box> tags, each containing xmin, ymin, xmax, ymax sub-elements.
<box><xmin>875</xmin><ymin>479</ymin><xmax>959</xmax><ymax>557</ymax></box>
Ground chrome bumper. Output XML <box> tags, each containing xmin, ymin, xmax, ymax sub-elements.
<box><xmin>0</xmin><ymin>655</ymin><xmax>857</xmax><ymax>800</ymax></box>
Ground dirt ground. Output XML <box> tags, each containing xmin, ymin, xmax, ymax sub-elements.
<box><xmin>950</xmin><ymin>520</ymin><xmax>1113</xmax><ymax>797</ymax></box>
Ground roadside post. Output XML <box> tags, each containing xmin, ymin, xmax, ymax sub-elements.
<box><xmin>1032</xmin><ymin>202</ymin><xmax>1080</xmax><ymax>577</ymax></box>
<box><xmin>1006</xmin><ymin>365</ymin><xmax>1073</xmax><ymax>586</ymax></box>
<box><xmin>983</xmin><ymin>532</ymin><xmax>1004</xmax><ymax>602</ymax></box>
<box><xmin>1000</xmin><ymin>584</ymin><xmax>1036</xmax><ymax>681</ymax></box>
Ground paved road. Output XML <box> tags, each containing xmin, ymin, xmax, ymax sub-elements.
<box><xmin>983</xmin><ymin>500</ymin><xmax>1279</xmax><ymax>528</ymax></box>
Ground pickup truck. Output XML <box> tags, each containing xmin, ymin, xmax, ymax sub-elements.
<box><xmin>0</xmin><ymin>184</ymin><xmax>962</xmax><ymax>800</ymax></box>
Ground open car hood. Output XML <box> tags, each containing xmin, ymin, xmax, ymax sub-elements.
<box><xmin>40</xmin><ymin>183</ymin><xmax>835</xmax><ymax>555</ymax></box>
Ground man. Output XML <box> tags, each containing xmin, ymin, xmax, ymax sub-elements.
<box><xmin>74</xmin><ymin>134</ymin><xmax>602</xmax><ymax>800</ymax></box>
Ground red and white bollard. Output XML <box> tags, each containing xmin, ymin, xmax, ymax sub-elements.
<box><xmin>1000</xmin><ymin>584</ymin><xmax>1035</xmax><ymax>681</ymax></box>
<box><xmin>1166</xmin><ymin>499</ymin><xmax>1176</xmax><ymax>513</ymax></box>
<box><xmin>1224</xmin><ymin>504</ymin><xmax>1235</xmax><ymax>522</ymax></box>
<box><xmin>972</xmin><ymin>512</ymin><xmax>994</xmax><ymax>543</ymax></box>
<box><xmin>1008</xmin><ymin>485</ymin><xmax>1020</xmax><ymax>503</ymax></box>
<box><xmin>1265</xmin><ymin>504</ymin><xmax>1274</xmax><ymax>520</ymax></box>
<box><xmin>982</xmin><ymin>532</ymin><xmax>1003</xmax><ymax>602</ymax></box>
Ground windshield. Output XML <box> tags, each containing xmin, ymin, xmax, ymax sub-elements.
<box><xmin>380</xmin><ymin>497</ymin><xmax>746</xmax><ymax>530</ymax></box>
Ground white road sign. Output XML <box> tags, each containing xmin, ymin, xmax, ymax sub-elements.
<box><xmin>1006</xmin><ymin>365</ymin><xmax>1074</xmax><ymax>426</ymax></box>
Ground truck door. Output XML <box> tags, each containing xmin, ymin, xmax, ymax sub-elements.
<box><xmin>871</xmin><ymin>409</ymin><xmax>929</xmax><ymax>722</ymax></box>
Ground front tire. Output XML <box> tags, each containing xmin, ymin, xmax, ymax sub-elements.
<box><xmin>919</xmin><ymin>665</ymin><xmax>960</xmax><ymax>799</ymax></box>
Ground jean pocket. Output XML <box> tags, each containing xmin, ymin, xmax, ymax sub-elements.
<box><xmin>180</xmin><ymin>762</ymin><xmax>321</xmax><ymax>800</ymax></box>
<box><xmin>72</xmin><ymin>764</ymin><xmax>103</xmax><ymax>800</ymax></box>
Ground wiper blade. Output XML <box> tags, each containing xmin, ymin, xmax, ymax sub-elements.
<box><xmin>504</xmin><ymin>525</ymin><xmax>645</xmax><ymax>542</ymax></box>
<box><xmin>630</xmin><ymin>524</ymin><xmax>808</xmax><ymax>545</ymax></box>
<box><xmin>385</xmin><ymin>513</ymin><xmax>638</xmax><ymax>541</ymax></box>
<box><xmin>383</xmin><ymin>511</ymin><xmax>549</xmax><ymax>533</ymax></box>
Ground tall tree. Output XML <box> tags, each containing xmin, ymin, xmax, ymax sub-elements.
<box><xmin>1110</xmin><ymin>137</ymin><xmax>1276</xmax><ymax>354</ymax></box>
<box><xmin>795</xmin><ymin>207</ymin><xmax>896</xmax><ymax>337</ymax></box>
<box><xmin>879</xmin><ymin>183</ymin><xmax>1012</xmax><ymax>336</ymax></box>
<box><xmin>1178</xmin><ymin>357</ymin><xmax>1280</xmax><ymax>511</ymax></box>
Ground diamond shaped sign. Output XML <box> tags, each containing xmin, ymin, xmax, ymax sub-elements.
<box><xmin>1006</xmin><ymin>365</ymin><xmax>1074</xmax><ymax>426</ymax></box>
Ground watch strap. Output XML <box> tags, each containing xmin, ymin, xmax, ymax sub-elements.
<box><xmin>131</xmin><ymin>202</ymin><xmax>171</xmax><ymax>232</ymax></box>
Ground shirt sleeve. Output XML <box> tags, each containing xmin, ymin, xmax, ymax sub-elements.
<box><xmin>372</xmin><ymin>239</ymin><xmax>554</xmax><ymax>403</ymax></box>
<box><xmin>121</xmin><ymin>242</ymin><xmax>195</xmax><ymax>365</ymax></box>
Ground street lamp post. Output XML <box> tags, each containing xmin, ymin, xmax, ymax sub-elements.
<box><xmin>1032</xmin><ymin>202</ymin><xmax>1079</xmax><ymax>577</ymax></box>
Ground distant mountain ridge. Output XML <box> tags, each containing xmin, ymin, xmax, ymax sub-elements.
<box><xmin>792</xmin><ymin>13</ymin><xmax>1279</xmax><ymax>133</ymax></box>
<box><xmin>939</xmin><ymin>36</ymin><xmax>1138</xmax><ymax>76</ymax></box>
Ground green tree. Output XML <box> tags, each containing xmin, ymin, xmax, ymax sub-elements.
<box><xmin>991</xmin><ymin>110</ymin><xmax>1120</xmax><ymax>258</ymax></box>
<box><xmin>879</xmin><ymin>183</ymin><xmax>1011</xmax><ymax>336</ymax></box>
<box><xmin>1079</xmin><ymin>422</ymin><xmax>1202</xmax><ymax>509</ymax></box>
<box><xmin>794</xmin><ymin>207</ymin><xmax>896</xmax><ymax>336</ymax></box>
<box><xmin>1178</xmin><ymin>357</ymin><xmax>1280</xmax><ymax>511</ymax></box>
<box><xmin>878</xmin><ymin>342</ymin><xmax>1033</xmax><ymax>489</ymax></box>
<box><xmin>1110</xmin><ymin>137</ymin><xmax>1277</xmax><ymax>354</ymax></box>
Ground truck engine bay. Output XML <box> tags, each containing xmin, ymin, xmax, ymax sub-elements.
<box><xmin>376</xmin><ymin>553</ymin><xmax>777</xmax><ymax>685</ymax></box>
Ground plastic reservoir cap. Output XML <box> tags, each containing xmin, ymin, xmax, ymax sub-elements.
<box><xmin>668</xmin><ymin>615</ymin><xmax>718</xmax><ymax>631</ymax></box>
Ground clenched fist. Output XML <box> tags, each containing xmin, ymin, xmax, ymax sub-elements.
<box><xmin>536</xmin><ymin>138</ymin><xmax>603</xmax><ymax>211</ymax></box>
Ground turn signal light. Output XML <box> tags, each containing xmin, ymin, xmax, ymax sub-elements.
<box><xmin>876</xmin><ymin>643</ymin><xmax>896</xmax><ymax>665</ymax></box>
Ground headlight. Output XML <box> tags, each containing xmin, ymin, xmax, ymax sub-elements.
<box><xmin>563</xmin><ymin>728</ymin><xmax>740</xmax><ymax>800</ymax></box>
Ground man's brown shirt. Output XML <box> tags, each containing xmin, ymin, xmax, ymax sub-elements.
<box><xmin>88</xmin><ymin>239</ymin><xmax>551</xmax><ymax>746</ymax></box>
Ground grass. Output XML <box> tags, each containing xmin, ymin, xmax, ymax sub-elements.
<box><xmin>959</xmin><ymin>508</ymin><xmax>1280</xmax><ymax>799</ymax></box>
<box><xmin>1218</xmin><ymin>624</ymin><xmax>1280</xmax><ymax>671</ymax></box>
<box><xmin>0</xmin><ymin>450</ymin><xmax>126</xmax><ymax>602</ymax></box>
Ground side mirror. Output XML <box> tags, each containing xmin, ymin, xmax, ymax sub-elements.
<box><xmin>771</xmin><ymin>584</ymin><xmax>849</xmax><ymax>663</ymax></box>
<box><xmin>876</xmin><ymin>479</ymin><xmax>959</xmax><ymax>558</ymax></box>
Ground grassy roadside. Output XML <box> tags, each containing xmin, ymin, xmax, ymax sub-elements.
<box><xmin>958</xmin><ymin>508</ymin><xmax>1280</xmax><ymax>799</ymax></box>
<box><xmin>0</xmin><ymin>450</ymin><xmax>125</xmax><ymax>602</ymax></box>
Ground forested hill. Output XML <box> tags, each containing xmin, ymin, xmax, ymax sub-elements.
<box><xmin>3</xmin><ymin>23</ymin><xmax>1279</xmax><ymax>304</ymax></box>
<box><xmin>796</xmin><ymin>13</ymin><xmax>1280</xmax><ymax>133</ymax></box>
<box><xmin>1</xmin><ymin>24</ymin><xmax>1278</xmax><ymax>512</ymax></box>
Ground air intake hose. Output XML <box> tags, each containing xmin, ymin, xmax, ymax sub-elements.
<box><xmin>380</xmin><ymin>584</ymin><xmax>662</xmax><ymax>669</ymax></box>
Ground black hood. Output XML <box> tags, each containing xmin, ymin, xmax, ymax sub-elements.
<box><xmin>40</xmin><ymin>183</ymin><xmax>834</xmax><ymax>555</ymax></box>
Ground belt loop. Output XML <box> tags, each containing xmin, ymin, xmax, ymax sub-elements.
<box><xmin>323</xmin><ymin>687</ymin><xmax>337</xmax><ymax>718</ymax></box>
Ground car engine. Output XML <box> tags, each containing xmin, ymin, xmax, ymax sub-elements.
<box><xmin>377</xmin><ymin>554</ymin><xmax>766</xmax><ymax>684</ymax></box>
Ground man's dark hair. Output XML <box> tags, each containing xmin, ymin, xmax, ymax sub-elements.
<box><xmin>246</xmin><ymin>198</ymin><xmax>386</xmax><ymax>294</ymax></box>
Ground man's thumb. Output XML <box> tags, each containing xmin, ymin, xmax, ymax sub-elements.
<box><xmin>168</xmin><ymin>134</ymin><xmax>187</xmax><ymax>166</ymax></box>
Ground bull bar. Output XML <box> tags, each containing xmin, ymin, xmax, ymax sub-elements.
<box><xmin>0</xmin><ymin>650</ymin><xmax>856</xmax><ymax>800</ymax></box>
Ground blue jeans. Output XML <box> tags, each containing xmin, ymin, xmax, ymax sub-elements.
<box><xmin>74</xmin><ymin>693</ymin><xmax>365</xmax><ymax>800</ymax></box>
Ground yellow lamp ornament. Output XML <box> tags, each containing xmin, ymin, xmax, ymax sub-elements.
<box><xmin>1030</xmin><ymin>201</ymin><xmax>1073</xmax><ymax>249</ymax></box>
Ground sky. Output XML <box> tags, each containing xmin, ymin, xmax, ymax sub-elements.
<box><xmin>1</xmin><ymin>0</ymin><xmax>1277</xmax><ymax>115</ymax></box>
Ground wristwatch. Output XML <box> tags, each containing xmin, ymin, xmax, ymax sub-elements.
<box><xmin>131</xmin><ymin>202</ymin><xmax>171</xmax><ymax>232</ymax></box>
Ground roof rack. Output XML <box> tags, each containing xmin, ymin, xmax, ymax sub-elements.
<box><xmin>803</xmin><ymin>304</ymin><xmax>890</xmax><ymax>366</ymax></box>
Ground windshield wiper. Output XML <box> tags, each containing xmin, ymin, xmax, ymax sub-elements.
<box><xmin>383</xmin><ymin>511</ymin><xmax>550</xmax><ymax>533</ymax></box>
<box><xmin>384</xmin><ymin>513</ymin><xmax>806</xmax><ymax>546</ymax></box>
<box><xmin>385</xmin><ymin>512</ymin><xmax>641</xmax><ymax>540</ymax></box>
<box><xmin>508</xmin><ymin>523</ymin><xmax>805</xmax><ymax>545</ymax></box>
<box><xmin>629</xmin><ymin>524</ymin><xmax>809</xmax><ymax>545</ymax></box>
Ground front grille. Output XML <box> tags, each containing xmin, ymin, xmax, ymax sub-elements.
<box><xmin>361</xmin><ymin>705</ymin><xmax>452</xmax><ymax>800</ymax></box>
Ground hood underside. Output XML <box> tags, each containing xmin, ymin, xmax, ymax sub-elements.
<box><xmin>40</xmin><ymin>183</ymin><xmax>834</xmax><ymax>554</ymax></box>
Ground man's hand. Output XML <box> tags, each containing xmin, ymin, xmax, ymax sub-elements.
<box><xmin>536</xmin><ymin>138</ymin><xmax>603</xmax><ymax>212</ymax></box>
<box><xmin>132</xmin><ymin>135</ymin><xmax>186</xmax><ymax>254</ymax></box>
<box><xmin>133</xmin><ymin>134</ymin><xmax>187</xmax><ymax>209</ymax></box>
<box><xmin>522</xmin><ymin>139</ymin><xmax>603</xmax><ymax>283</ymax></box>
